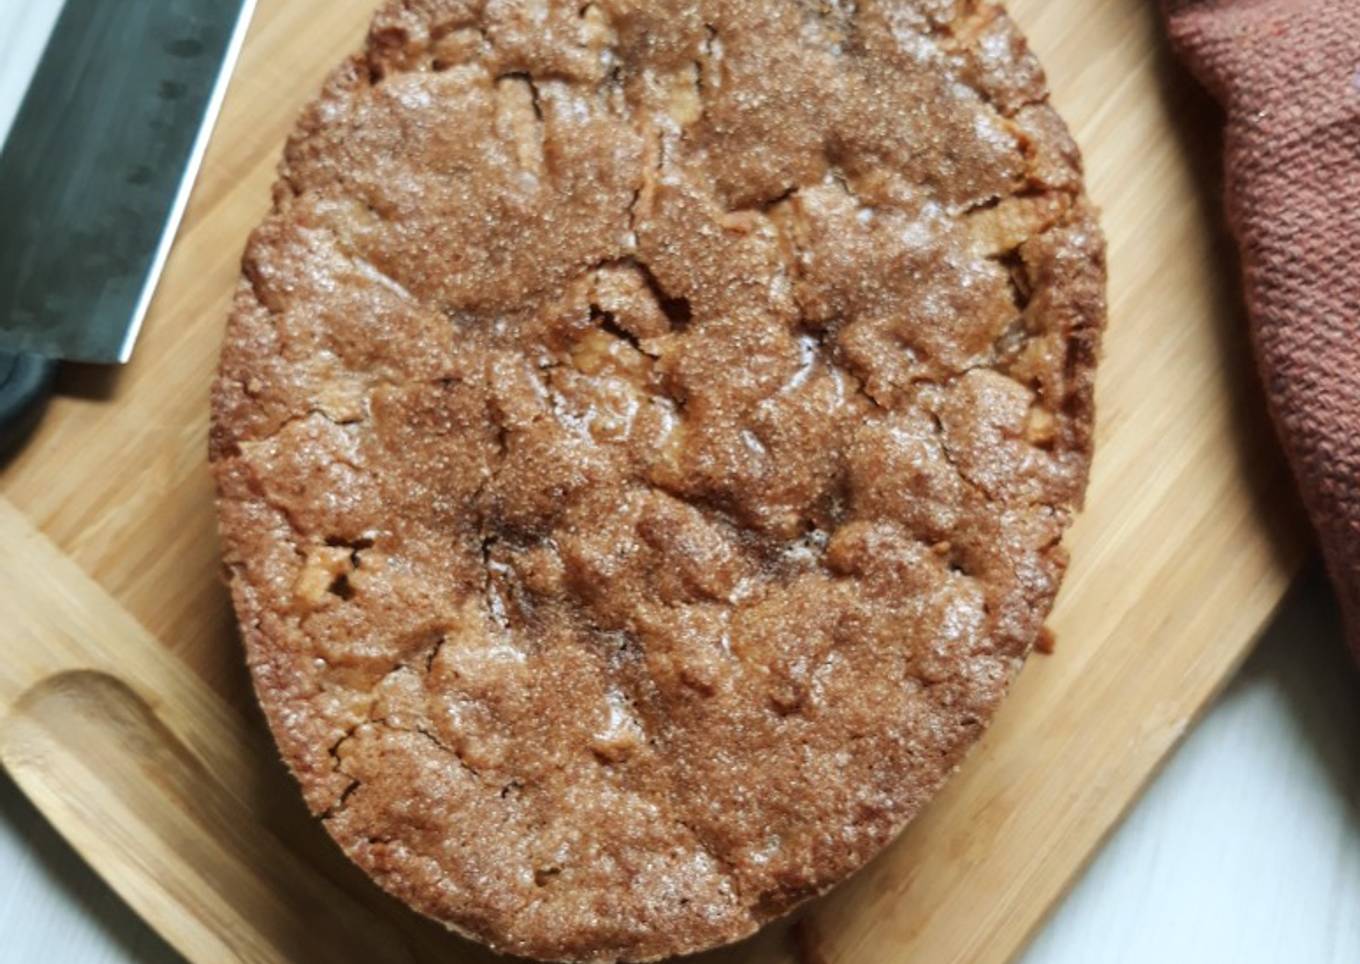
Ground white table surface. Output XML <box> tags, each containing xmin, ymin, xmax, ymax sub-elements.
<box><xmin>4</xmin><ymin>4</ymin><xmax>1359</xmax><ymax>961</ymax></box>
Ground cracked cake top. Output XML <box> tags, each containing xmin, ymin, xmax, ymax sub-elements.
<box><xmin>211</xmin><ymin>0</ymin><xmax>1105</xmax><ymax>960</ymax></box>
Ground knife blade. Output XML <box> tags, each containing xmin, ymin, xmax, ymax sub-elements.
<box><xmin>0</xmin><ymin>0</ymin><xmax>255</xmax><ymax>450</ymax></box>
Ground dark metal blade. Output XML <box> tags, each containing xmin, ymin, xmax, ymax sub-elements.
<box><xmin>0</xmin><ymin>0</ymin><xmax>254</xmax><ymax>363</ymax></box>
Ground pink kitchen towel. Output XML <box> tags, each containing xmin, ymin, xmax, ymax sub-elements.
<box><xmin>1165</xmin><ymin>0</ymin><xmax>1360</xmax><ymax>654</ymax></box>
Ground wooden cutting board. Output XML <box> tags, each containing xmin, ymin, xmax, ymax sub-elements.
<box><xmin>0</xmin><ymin>1</ymin><xmax>1309</xmax><ymax>961</ymax></box>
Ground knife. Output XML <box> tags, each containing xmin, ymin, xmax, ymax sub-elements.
<box><xmin>0</xmin><ymin>0</ymin><xmax>256</xmax><ymax>454</ymax></box>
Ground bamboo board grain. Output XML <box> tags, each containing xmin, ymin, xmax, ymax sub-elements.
<box><xmin>0</xmin><ymin>1</ymin><xmax>1308</xmax><ymax>962</ymax></box>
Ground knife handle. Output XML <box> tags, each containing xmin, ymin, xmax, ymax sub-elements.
<box><xmin>0</xmin><ymin>351</ymin><xmax>56</xmax><ymax>457</ymax></box>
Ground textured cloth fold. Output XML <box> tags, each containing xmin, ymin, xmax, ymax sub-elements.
<box><xmin>1166</xmin><ymin>0</ymin><xmax>1360</xmax><ymax>655</ymax></box>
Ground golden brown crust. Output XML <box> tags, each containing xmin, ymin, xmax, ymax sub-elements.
<box><xmin>212</xmin><ymin>1</ymin><xmax>1106</xmax><ymax>960</ymax></box>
